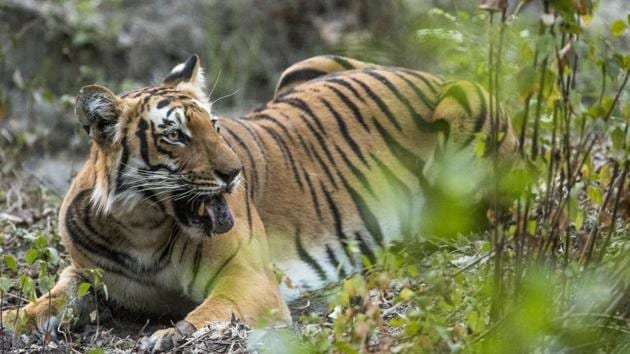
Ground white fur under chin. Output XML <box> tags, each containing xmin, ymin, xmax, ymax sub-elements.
<box><xmin>90</xmin><ymin>179</ymin><xmax>143</xmax><ymax>216</ymax></box>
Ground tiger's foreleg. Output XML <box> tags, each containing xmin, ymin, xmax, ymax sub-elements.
<box><xmin>0</xmin><ymin>266</ymin><xmax>98</xmax><ymax>338</ymax></box>
<box><xmin>140</xmin><ymin>262</ymin><xmax>290</xmax><ymax>352</ymax></box>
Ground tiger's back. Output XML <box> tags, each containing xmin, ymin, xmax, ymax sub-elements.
<box><xmin>219</xmin><ymin>55</ymin><xmax>516</xmax><ymax>295</ymax></box>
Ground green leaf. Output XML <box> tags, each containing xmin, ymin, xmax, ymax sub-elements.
<box><xmin>37</xmin><ymin>234</ymin><xmax>47</xmax><ymax>248</ymax></box>
<box><xmin>399</xmin><ymin>288</ymin><xmax>415</xmax><ymax>301</ymax></box>
<box><xmin>77</xmin><ymin>282</ymin><xmax>92</xmax><ymax>299</ymax></box>
<box><xmin>611</xmin><ymin>127</ymin><xmax>625</xmax><ymax>151</ymax></box>
<box><xmin>38</xmin><ymin>275</ymin><xmax>54</xmax><ymax>294</ymax></box>
<box><xmin>611</xmin><ymin>19</ymin><xmax>626</xmax><ymax>37</ymax></box>
<box><xmin>24</xmin><ymin>248</ymin><xmax>39</xmax><ymax>265</ymax></box>
<box><xmin>47</xmin><ymin>247</ymin><xmax>60</xmax><ymax>265</ymax></box>
<box><xmin>0</xmin><ymin>276</ymin><xmax>11</xmax><ymax>293</ymax></box>
<box><xmin>18</xmin><ymin>274</ymin><xmax>34</xmax><ymax>300</ymax></box>
<box><xmin>624</xmin><ymin>55</ymin><xmax>630</xmax><ymax>70</ymax></box>
<box><xmin>3</xmin><ymin>254</ymin><xmax>17</xmax><ymax>272</ymax></box>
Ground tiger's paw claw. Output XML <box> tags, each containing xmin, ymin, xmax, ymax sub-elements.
<box><xmin>137</xmin><ymin>320</ymin><xmax>196</xmax><ymax>353</ymax></box>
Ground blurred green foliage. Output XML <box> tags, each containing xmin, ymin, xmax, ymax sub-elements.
<box><xmin>286</xmin><ymin>1</ymin><xmax>630</xmax><ymax>353</ymax></box>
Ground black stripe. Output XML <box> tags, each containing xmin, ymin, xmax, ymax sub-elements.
<box><xmin>179</xmin><ymin>238</ymin><xmax>190</xmax><ymax>263</ymax></box>
<box><xmin>65</xmin><ymin>191</ymin><xmax>169</xmax><ymax>280</ymax></box>
<box><xmin>247</xmin><ymin>113</ymin><xmax>295</xmax><ymax>143</ymax></box>
<box><xmin>441</xmin><ymin>84</ymin><xmax>473</xmax><ymax>115</ymax></box>
<box><xmin>355</xmin><ymin>232</ymin><xmax>377</xmax><ymax>266</ymax></box>
<box><xmin>244</xmin><ymin>190</ymin><xmax>253</xmax><ymax>240</ymax></box>
<box><xmin>393</xmin><ymin>72</ymin><xmax>436</xmax><ymax>109</ymax></box>
<box><xmin>325</xmin><ymin>244</ymin><xmax>347</xmax><ymax>278</ymax></box>
<box><xmin>400</xmin><ymin>69</ymin><xmax>439</xmax><ymax>94</ymax></box>
<box><xmin>156</xmin><ymin>224</ymin><xmax>180</xmax><ymax>263</ymax></box>
<box><xmin>364</xmin><ymin>70</ymin><xmax>449</xmax><ymax>137</ymax></box>
<box><xmin>229</xmin><ymin>119</ymin><xmax>267</xmax><ymax>201</ymax></box>
<box><xmin>324</xmin><ymin>84</ymin><xmax>370</xmax><ymax>132</ymax></box>
<box><xmin>66</xmin><ymin>209</ymin><xmax>128</xmax><ymax>267</ymax></box>
<box><xmin>298</xmin><ymin>134</ymin><xmax>315</xmax><ymax>161</ymax></box>
<box><xmin>371</xmin><ymin>153</ymin><xmax>413</xmax><ymax>237</ymax></box>
<box><xmin>203</xmin><ymin>244</ymin><xmax>241</xmax><ymax>296</ymax></box>
<box><xmin>302</xmin><ymin>169</ymin><xmax>323</xmax><ymax>221</ymax></box>
<box><xmin>308</xmin><ymin>142</ymin><xmax>338</xmax><ymax>189</ymax></box>
<box><xmin>462</xmin><ymin>83</ymin><xmax>489</xmax><ymax>147</ymax></box>
<box><xmin>321</xmin><ymin>98</ymin><xmax>368</xmax><ymax>166</ymax></box>
<box><xmin>231</xmin><ymin>118</ymin><xmax>268</xmax><ymax>155</ymax></box>
<box><xmin>277</xmin><ymin>68</ymin><xmax>327</xmax><ymax>92</ymax></box>
<box><xmin>187</xmin><ymin>244</ymin><xmax>204</xmax><ymax>295</ymax></box>
<box><xmin>321</xmin><ymin>181</ymin><xmax>355</xmax><ymax>266</ymax></box>
<box><xmin>295</xmin><ymin>113</ymin><xmax>338</xmax><ymax>170</ymax></box>
<box><xmin>258</xmin><ymin>125</ymin><xmax>304</xmax><ymax>191</ymax></box>
<box><xmin>327</xmin><ymin>78</ymin><xmax>366</xmax><ymax>103</ymax></box>
<box><xmin>157</xmin><ymin>98</ymin><xmax>171</xmax><ymax>109</ymax></box>
<box><xmin>338</xmin><ymin>174</ymin><xmax>384</xmax><ymax>247</ymax></box>
<box><xmin>350</xmin><ymin>77</ymin><xmax>402</xmax><ymax>131</ymax></box>
<box><xmin>295</xmin><ymin>229</ymin><xmax>327</xmax><ymax>282</ymax></box>
<box><xmin>372</xmin><ymin>119</ymin><xmax>431</xmax><ymax>190</ymax></box>
<box><xmin>328</xmin><ymin>56</ymin><xmax>355</xmax><ymax>70</ymax></box>
<box><xmin>166</xmin><ymin>106</ymin><xmax>177</xmax><ymax>117</ymax></box>
<box><xmin>115</xmin><ymin>130</ymin><xmax>130</xmax><ymax>193</ymax></box>
<box><xmin>221</xmin><ymin>126</ymin><xmax>258</xmax><ymax>200</ymax></box>
<box><xmin>150</xmin><ymin>121</ymin><xmax>176</xmax><ymax>158</ymax></box>
<box><xmin>276</xmin><ymin>97</ymin><xmax>327</xmax><ymax>137</ymax></box>
<box><xmin>136</xmin><ymin>119</ymin><xmax>174</xmax><ymax>172</ymax></box>
<box><xmin>334</xmin><ymin>145</ymin><xmax>375</xmax><ymax>197</ymax></box>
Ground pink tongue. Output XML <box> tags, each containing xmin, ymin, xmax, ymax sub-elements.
<box><xmin>205</xmin><ymin>195</ymin><xmax>234</xmax><ymax>234</ymax></box>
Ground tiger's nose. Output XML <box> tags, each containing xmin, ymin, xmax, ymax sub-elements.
<box><xmin>215</xmin><ymin>168</ymin><xmax>241</xmax><ymax>185</ymax></box>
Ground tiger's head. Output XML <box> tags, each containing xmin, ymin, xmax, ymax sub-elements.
<box><xmin>75</xmin><ymin>55</ymin><xmax>242</xmax><ymax>238</ymax></box>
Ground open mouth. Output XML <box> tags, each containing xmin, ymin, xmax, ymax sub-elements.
<box><xmin>178</xmin><ymin>194</ymin><xmax>234</xmax><ymax>235</ymax></box>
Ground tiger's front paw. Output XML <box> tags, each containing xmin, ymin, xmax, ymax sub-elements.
<box><xmin>1</xmin><ymin>308</ymin><xmax>60</xmax><ymax>339</ymax></box>
<box><xmin>138</xmin><ymin>320</ymin><xmax>196</xmax><ymax>353</ymax></box>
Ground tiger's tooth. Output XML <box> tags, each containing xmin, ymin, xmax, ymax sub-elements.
<box><xmin>197</xmin><ymin>201</ymin><xmax>205</xmax><ymax>216</ymax></box>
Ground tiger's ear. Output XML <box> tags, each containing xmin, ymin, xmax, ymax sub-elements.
<box><xmin>163</xmin><ymin>54</ymin><xmax>207</xmax><ymax>101</ymax></box>
<box><xmin>75</xmin><ymin>84</ymin><xmax>123</xmax><ymax>145</ymax></box>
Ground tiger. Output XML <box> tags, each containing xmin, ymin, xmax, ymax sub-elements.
<box><xmin>0</xmin><ymin>54</ymin><xmax>516</xmax><ymax>352</ymax></box>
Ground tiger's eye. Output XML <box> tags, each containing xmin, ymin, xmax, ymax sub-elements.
<box><xmin>167</xmin><ymin>131</ymin><xmax>180</xmax><ymax>141</ymax></box>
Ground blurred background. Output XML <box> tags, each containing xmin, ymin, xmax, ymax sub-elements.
<box><xmin>0</xmin><ymin>0</ymin><xmax>625</xmax><ymax>193</ymax></box>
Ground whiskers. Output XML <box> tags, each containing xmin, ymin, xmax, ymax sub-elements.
<box><xmin>118</xmin><ymin>165</ymin><xmax>230</xmax><ymax>209</ymax></box>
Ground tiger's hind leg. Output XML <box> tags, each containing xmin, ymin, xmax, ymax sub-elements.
<box><xmin>0</xmin><ymin>266</ymin><xmax>99</xmax><ymax>339</ymax></box>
